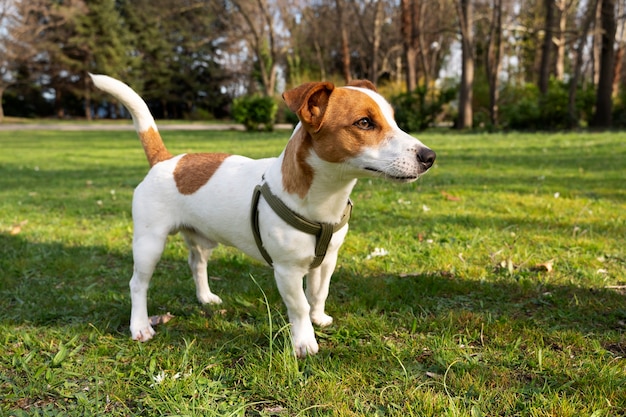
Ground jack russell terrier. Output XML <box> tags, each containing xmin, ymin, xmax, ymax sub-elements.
<box><xmin>90</xmin><ymin>74</ymin><xmax>436</xmax><ymax>357</ymax></box>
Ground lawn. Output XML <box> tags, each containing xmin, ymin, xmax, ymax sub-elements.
<box><xmin>0</xmin><ymin>128</ymin><xmax>624</xmax><ymax>416</ymax></box>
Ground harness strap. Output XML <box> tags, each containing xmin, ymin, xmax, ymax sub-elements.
<box><xmin>251</xmin><ymin>182</ymin><xmax>352</xmax><ymax>269</ymax></box>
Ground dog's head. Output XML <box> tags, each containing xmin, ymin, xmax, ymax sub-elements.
<box><xmin>282</xmin><ymin>81</ymin><xmax>435</xmax><ymax>183</ymax></box>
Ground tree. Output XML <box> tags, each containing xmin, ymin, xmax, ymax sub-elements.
<box><xmin>456</xmin><ymin>0</ymin><xmax>475</xmax><ymax>129</ymax></box>
<box><xmin>335</xmin><ymin>0</ymin><xmax>352</xmax><ymax>83</ymax></box>
<box><xmin>400</xmin><ymin>0</ymin><xmax>420</xmax><ymax>92</ymax></box>
<box><xmin>591</xmin><ymin>0</ymin><xmax>617</xmax><ymax>127</ymax></box>
<box><xmin>115</xmin><ymin>0</ymin><xmax>229</xmax><ymax>119</ymax></box>
<box><xmin>568</xmin><ymin>0</ymin><xmax>598</xmax><ymax>127</ymax></box>
<box><xmin>19</xmin><ymin>0</ymin><xmax>88</xmax><ymax>118</ymax></box>
<box><xmin>485</xmin><ymin>0</ymin><xmax>505</xmax><ymax>126</ymax></box>
<box><xmin>68</xmin><ymin>0</ymin><xmax>133</xmax><ymax>119</ymax></box>
<box><xmin>359</xmin><ymin>0</ymin><xmax>385</xmax><ymax>84</ymax></box>
<box><xmin>0</xmin><ymin>0</ymin><xmax>27</xmax><ymax>121</ymax></box>
<box><xmin>539</xmin><ymin>0</ymin><xmax>556</xmax><ymax>95</ymax></box>
<box><xmin>554</xmin><ymin>0</ymin><xmax>576</xmax><ymax>81</ymax></box>
<box><xmin>225</xmin><ymin>0</ymin><xmax>290</xmax><ymax>96</ymax></box>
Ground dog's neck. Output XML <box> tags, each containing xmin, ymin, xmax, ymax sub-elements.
<box><xmin>264</xmin><ymin>124</ymin><xmax>357</xmax><ymax>225</ymax></box>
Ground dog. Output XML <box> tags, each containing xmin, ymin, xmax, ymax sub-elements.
<box><xmin>90</xmin><ymin>74</ymin><xmax>436</xmax><ymax>357</ymax></box>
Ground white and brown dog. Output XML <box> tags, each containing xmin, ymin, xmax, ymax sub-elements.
<box><xmin>90</xmin><ymin>74</ymin><xmax>435</xmax><ymax>357</ymax></box>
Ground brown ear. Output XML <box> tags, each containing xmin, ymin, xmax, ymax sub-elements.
<box><xmin>347</xmin><ymin>79</ymin><xmax>377</xmax><ymax>92</ymax></box>
<box><xmin>282</xmin><ymin>82</ymin><xmax>335</xmax><ymax>130</ymax></box>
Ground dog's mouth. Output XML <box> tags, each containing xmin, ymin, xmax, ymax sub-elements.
<box><xmin>364</xmin><ymin>167</ymin><xmax>419</xmax><ymax>182</ymax></box>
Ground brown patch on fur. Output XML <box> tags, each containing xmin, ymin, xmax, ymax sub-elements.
<box><xmin>280</xmin><ymin>84</ymin><xmax>393</xmax><ymax>197</ymax></box>
<box><xmin>281</xmin><ymin>127</ymin><xmax>315</xmax><ymax>198</ymax></box>
<box><xmin>310</xmin><ymin>88</ymin><xmax>392</xmax><ymax>163</ymax></box>
<box><xmin>173</xmin><ymin>153</ymin><xmax>231</xmax><ymax>195</ymax></box>
<box><xmin>140</xmin><ymin>127</ymin><xmax>173</xmax><ymax>167</ymax></box>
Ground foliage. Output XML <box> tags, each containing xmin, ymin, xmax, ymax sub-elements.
<box><xmin>500</xmin><ymin>79</ymin><xmax>595</xmax><ymax>130</ymax></box>
<box><xmin>0</xmin><ymin>0</ymin><xmax>622</xmax><ymax>129</ymax></box>
<box><xmin>611</xmin><ymin>87</ymin><xmax>626</xmax><ymax>128</ymax></box>
<box><xmin>232</xmin><ymin>95</ymin><xmax>278</xmax><ymax>131</ymax></box>
<box><xmin>391</xmin><ymin>85</ymin><xmax>457</xmax><ymax>131</ymax></box>
<box><xmin>1</xmin><ymin>128</ymin><xmax>625</xmax><ymax>415</ymax></box>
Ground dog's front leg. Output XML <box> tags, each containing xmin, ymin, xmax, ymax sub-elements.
<box><xmin>273</xmin><ymin>265</ymin><xmax>318</xmax><ymax>357</ymax></box>
<box><xmin>305</xmin><ymin>252</ymin><xmax>338</xmax><ymax>327</ymax></box>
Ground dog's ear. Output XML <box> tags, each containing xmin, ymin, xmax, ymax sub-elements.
<box><xmin>282</xmin><ymin>82</ymin><xmax>335</xmax><ymax>130</ymax></box>
<box><xmin>347</xmin><ymin>79</ymin><xmax>377</xmax><ymax>92</ymax></box>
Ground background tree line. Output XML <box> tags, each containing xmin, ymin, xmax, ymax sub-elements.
<box><xmin>1</xmin><ymin>0</ymin><xmax>626</xmax><ymax>130</ymax></box>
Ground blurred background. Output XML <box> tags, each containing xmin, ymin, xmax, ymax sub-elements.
<box><xmin>1</xmin><ymin>0</ymin><xmax>625</xmax><ymax>130</ymax></box>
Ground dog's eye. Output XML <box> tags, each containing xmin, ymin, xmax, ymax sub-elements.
<box><xmin>354</xmin><ymin>117</ymin><xmax>374</xmax><ymax>130</ymax></box>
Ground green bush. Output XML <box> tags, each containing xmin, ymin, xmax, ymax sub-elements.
<box><xmin>500</xmin><ymin>79</ymin><xmax>595</xmax><ymax>130</ymax></box>
<box><xmin>611</xmin><ymin>88</ymin><xmax>626</xmax><ymax>128</ymax></box>
<box><xmin>391</xmin><ymin>85</ymin><xmax>456</xmax><ymax>132</ymax></box>
<box><xmin>232</xmin><ymin>95</ymin><xmax>278</xmax><ymax>131</ymax></box>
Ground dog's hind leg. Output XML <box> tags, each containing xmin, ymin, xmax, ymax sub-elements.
<box><xmin>129</xmin><ymin>230</ymin><xmax>168</xmax><ymax>342</ymax></box>
<box><xmin>182</xmin><ymin>230</ymin><xmax>222</xmax><ymax>305</ymax></box>
<box><xmin>305</xmin><ymin>252</ymin><xmax>338</xmax><ymax>327</ymax></box>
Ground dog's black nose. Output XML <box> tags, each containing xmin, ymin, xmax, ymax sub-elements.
<box><xmin>417</xmin><ymin>147</ymin><xmax>436</xmax><ymax>169</ymax></box>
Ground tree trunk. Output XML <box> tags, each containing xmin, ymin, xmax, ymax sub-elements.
<box><xmin>335</xmin><ymin>0</ymin><xmax>351</xmax><ymax>84</ymax></box>
<box><xmin>370</xmin><ymin>0</ymin><xmax>384</xmax><ymax>84</ymax></box>
<box><xmin>554</xmin><ymin>0</ymin><xmax>571</xmax><ymax>81</ymax></box>
<box><xmin>401</xmin><ymin>0</ymin><xmax>418</xmax><ymax>92</ymax></box>
<box><xmin>55</xmin><ymin>87</ymin><xmax>64</xmax><ymax>119</ymax></box>
<box><xmin>486</xmin><ymin>0</ymin><xmax>503</xmax><ymax>126</ymax></box>
<box><xmin>592</xmin><ymin>0</ymin><xmax>602</xmax><ymax>85</ymax></box>
<box><xmin>84</xmin><ymin>73</ymin><xmax>92</xmax><ymax>121</ymax></box>
<box><xmin>0</xmin><ymin>86</ymin><xmax>5</xmax><ymax>123</ymax></box>
<box><xmin>568</xmin><ymin>0</ymin><xmax>598</xmax><ymax>128</ymax></box>
<box><xmin>456</xmin><ymin>0</ymin><xmax>474</xmax><ymax>129</ymax></box>
<box><xmin>613</xmin><ymin>44</ymin><xmax>624</xmax><ymax>97</ymax></box>
<box><xmin>612</xmin><ymin>0</ymin><xmax>626</xmax><ymax>97</ymax></box>
<box><xmin>591</xmin><ymin>0</ymin><xmax>616</xmax><ymax>128</ymax></box>
<box><xmin>539</xmin><ymin>0</ymin><xmax>555</xmax><ymax>94</ymax></box>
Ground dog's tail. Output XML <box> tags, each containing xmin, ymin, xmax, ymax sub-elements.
<box><xmin>90</xmin><ymin>74</ymin><xmax>172</xmax><ymax>167</ymax></box>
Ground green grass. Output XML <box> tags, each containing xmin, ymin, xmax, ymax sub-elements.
<box><xmin>1</xmin><ymin>128</ymin><xmax>625</xmax><ymax>416</ymax></box>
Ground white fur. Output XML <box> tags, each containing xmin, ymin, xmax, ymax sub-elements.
<box><xmin>90</xmin><ymin>74</ymin><xmax>435</xmax><ymax>357</ymax></box>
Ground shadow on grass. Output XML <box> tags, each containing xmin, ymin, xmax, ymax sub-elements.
<box><xmin>1</xmin><ymin>231</ymin><xmax>624</xmax><ymax>355</ymax></box>
<box><xmin>0</xmin><ymin>232</ymin><xmax>273</xmax><ymax>340</ymax></box>
<box><xmin>334</xmin><ymin>269</ymin><xmax>626</xmax><ymax>336</ymax></box>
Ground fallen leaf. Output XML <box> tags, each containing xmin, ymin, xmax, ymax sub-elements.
<box><xmin>531</xmin><ymin>260</ymin><xmax>554</xmax><ymax>273</ymax></box>
<box><xmin>441</xmin><ymin>191</ymin><xmax>461</xmax><ymax>201</ymax></box>
<box><xmin>10</xmin><ymin>220</ymin><xmax>28</xmax><ymax>235</ymax></box>
<box><xmin>149</xmin><ymin>312</ymin><xmax>175</xmax><ymax>326</ymax></box>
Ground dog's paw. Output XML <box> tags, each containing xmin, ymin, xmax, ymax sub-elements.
<box><xmin>293</xmin><ymin>337</ymin><xmax>319</xmax><ymax>358</ymax></box>
<box><xmin>291</xmin><ymin>323</ymin><xmax>319</xmax><ymax>358</ymax></box>
<box><xmin>197</xmin><ymin>292</ymin><xmax>222</xmax><ymax>305</ymax></box>
<box><xmin>311</xmin><ymin>313</ymin><xmax>334</xmax><ymax>327</ymax></box>
<box><xmin>130</xmin><ymin>325</ymin><xmax>155</xmax><ymax>342</ymax></box>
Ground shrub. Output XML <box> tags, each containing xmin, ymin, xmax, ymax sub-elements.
<box><xmin>500</xmin><ymin>79</ymin><xmax>595</xmax><ymax>130</ymax></box>
<box><xmin>232</xmin><ymin>95</ymin><xmax>278</xmax><ymax>132</ymax></box>
<box><xmin>611</xmin><ymin>88</ymin><xmax>626</xmax><ymax>128</ymax></box>
<box><xmin>391</xmin><ymin>85</ymin><xmax>456</xmax><ymax>132</ymax></box>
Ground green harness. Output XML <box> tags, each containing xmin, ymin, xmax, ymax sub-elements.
<box><xmin>250</xmin><ymin>182</ymin><xmax>352</xmax><ymax>269</ymax></box>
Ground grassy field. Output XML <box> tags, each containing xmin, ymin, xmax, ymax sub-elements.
<box><xmin>0</xmin><ymin>128</ymin><xmax>625</xmax><ymax>416</ymax></box>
